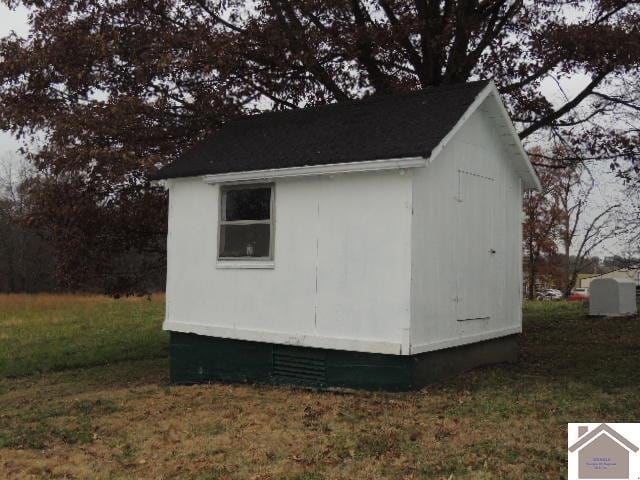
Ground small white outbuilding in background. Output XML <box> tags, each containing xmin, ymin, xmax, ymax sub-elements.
<box><xmin>589</xmin><ymin>278</ymin><xmax>637</xmax><ymax>317</ymax></box>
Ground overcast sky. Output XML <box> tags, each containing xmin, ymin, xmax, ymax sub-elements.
<box><xmin>0</xmin><ymin>4</ymin><xmax>29</xmax><ymax>161</ymax></box>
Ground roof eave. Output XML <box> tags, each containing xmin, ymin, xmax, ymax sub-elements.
<box><xmin>200</xmin><ymin>156</ymin><xmax>428</xmax><ymax>184</ymax></box>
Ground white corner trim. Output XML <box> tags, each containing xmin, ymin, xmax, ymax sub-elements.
<box><xmin>202</xmin><ymin>157</ymin><xmax>427</xmax><ymax>184</ymax></box>
<box><xmin>409</xmin><ymin>325</ymin><xmax>522</xmax><ymax>355</ymax></box>
<box><xmin>163</xmin><ymin>321</ymin><xmax>404</xmax><ymax>355</ymax></box>
<box><xmin>216</xmin><ymin>260</ymin><xmax>275</xmax><ymax>269</ymax></box>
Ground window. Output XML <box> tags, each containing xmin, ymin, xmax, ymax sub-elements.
<box><xmin>218</xmin><ymin>184</ymin><xmax>274</xmax><ymax>260</ymax></box>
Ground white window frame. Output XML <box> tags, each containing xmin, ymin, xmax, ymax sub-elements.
<box><xmin>217</xmin><ymin>183</ymin><xmax>275</xmax><ymax>263</ymax></box>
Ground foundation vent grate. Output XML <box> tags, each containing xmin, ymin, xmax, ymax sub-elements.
<box><xmin>272</xmin><ymin>346</ymin><xmax>326</xmax><ymax>385</ymax></box>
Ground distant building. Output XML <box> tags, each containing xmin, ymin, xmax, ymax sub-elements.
<box><xmin>577</xmin><ymin>273</ymin><xmax>600</xmax><ymax>289</ymax></box>
<box><xmin>580</xmin><ymin>269</ymin><xmax>640</xmax><ymax>289</ymax></box>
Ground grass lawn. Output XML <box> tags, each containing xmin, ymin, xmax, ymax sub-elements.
<box><xmin>0</xmin><ymin>294</ymin><xmax>168</xmax><ymax>377</ymax></box>
<box><xmin>1</xmin><ymin>296</ymin><xmax>639</xmax><ymax>479</ymax></box>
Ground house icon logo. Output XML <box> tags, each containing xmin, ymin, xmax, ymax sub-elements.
<box><xmin>568</xmin><ymin>423</ymin><xmax>640</xmax><ymax>479</ymax></box>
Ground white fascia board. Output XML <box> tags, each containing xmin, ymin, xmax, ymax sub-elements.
<box><xmin>425</xmin><ymin>80</ymin><xmax>541</xmax><ymax>192</ymax></box>
<box><xmin>163</xmin><ymin>321</ymin><xmax>404</xmax><ymax>355</ymax></box>
<box><xmin>202</xmin><ymin>156</ymin><xmax>427</xmax><ymax>184</ymax></box>
<box><xmin>409</xmin><ymin>325</ymin><xmax>522</xmax><ymax>354</ymax></box>
<box><xmin>486</xmin><ymin>83</ymin><xmax>541</xmax><ymax>191</ymax></box>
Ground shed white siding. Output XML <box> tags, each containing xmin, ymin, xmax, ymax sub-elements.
<box><xmin>410</xmin><ymin>99</ymin><xmax>523</xmax><ymax>354</ymax></box>
<box><xmin>164</xmin><ymin>171</ymin><xmax>413</xmax><ymax>354</ymax></box>
<box><xmin>163</xmin><ymin>88</ymin><xmax>531</xmax><ymax>357</ymax></box>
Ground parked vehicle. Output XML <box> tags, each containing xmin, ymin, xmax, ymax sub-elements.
<box><xmin>568</xmin><ymin>287</ymin><xmax>589</xmax><ymax>302</ymax></box>
<box><xmin>536</xmin><ymin>289</ymin><xmax>563</xmax><ymax>301</ymax></box>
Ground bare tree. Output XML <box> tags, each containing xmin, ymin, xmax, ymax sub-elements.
<box><xmin>523</xmin><ymin>161</ymin><xmax>564</xmax><ymax>299</ymax></box>
<box><xmin>614</xmin><ymin>187</ymin><xmax>640</xmax><ymax>267</ymax></box>
<box><xmin>0</xmin><ymin>154</ymin><xmax>55</xmax><ymax>293</ymax></box>
<box><xmin>555</xmin><ymin>164</ymin><xmax>623</xmax><ymax>296</ymax></box>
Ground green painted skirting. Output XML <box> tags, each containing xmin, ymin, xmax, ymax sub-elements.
<box><xmin>169</xmin><ymin>332</ymin><xmax>518</xmax><ymax>391</ymax></box>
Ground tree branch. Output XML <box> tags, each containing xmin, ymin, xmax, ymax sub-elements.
<box><xmin>377</xmin><ymin>0</ymin><xmax>425</xmax><ymax>83</ymax></box>
<box><xmin>519</xmin><ymin>69</ymin><xmax>613</xmax><ymax>139</ymax></box>
<box><xmin>464</xmin><ymin>0</ymin><xmax>523</xmax><ymax>79</ymax></box>
<box><xmin>190</xmin><ymin>0</ymin><xmax>246</xmax><ymax>34</ymax></box>
<box><xmin>592</xmin><ymin>91</ymin><xmax>640</xmax><ymax>112</ymax></box>
<box><xmin>269</xmin><ymin>0</ymin><xmax>349</xmax><ymax>101</ymax></box>
<box><xmin>350</xmin><ymin>0</ymin><xmax>394</xmax><ymax>93</ymax></box>
<box><xmin>251</xmin><ymin>82</ymin><xmax>299</xmax><ymax>110</ymax></box>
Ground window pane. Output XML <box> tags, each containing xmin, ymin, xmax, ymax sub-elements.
<box><xmin>219</xmin><ymin>224</ymin><xmax>271</xmax><ymax>258</ymax></box>
<box><xmin>223</xmin><ymin>187</ymin><xmax>271</xmax><ymax>221</ymax></box>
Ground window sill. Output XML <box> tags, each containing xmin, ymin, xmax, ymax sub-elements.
<box><xmin>216</xmin><ymin>260</ymin><xmax>275</xmax><ymax>270</ymax></box>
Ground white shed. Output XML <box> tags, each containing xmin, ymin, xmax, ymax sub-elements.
<box><xmin>589</xmin><ymin>278</ymin><xmax>637</xmax><ymax>317</ymax></box>
<box><xmin>153</xmin><ymin>80</ymin><xmax>540</xmax><ymax>390</ymax></box>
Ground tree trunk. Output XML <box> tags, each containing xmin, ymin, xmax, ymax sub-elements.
<box><xmin>563</xmin><ymin>219</ymin><xmax>571</xmax><ymax>298</ymax></box>
<box><xmin>5</xmin><ymin>224</ymin><xmax>16</xmax><ymax>293</ymax></box>
<box><xmin>527</xmin><ymin>241</ymin><xmax>536</xmax><ymax>300</ymax></box>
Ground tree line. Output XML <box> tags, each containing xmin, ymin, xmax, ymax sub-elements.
<box><xmin>0</xmin><ymin>159</ymin><xmax>55</xmax><ymax>292</ymax></box>
<box><xmin>0</xmin><ymin>156</ymin><xmax>165</xmax><ymax>294</ymax></box>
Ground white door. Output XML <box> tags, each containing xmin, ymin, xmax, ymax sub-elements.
<box><xmin>455</xmin><ymin>170</ymin><xmax>496</xmax><ymax>321</ymax></box>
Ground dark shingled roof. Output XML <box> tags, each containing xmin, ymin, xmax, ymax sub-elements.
<box><xmin>153</xmin><ymin>80</ymin><xmax>490</xmax><ymax>180</ymax></box>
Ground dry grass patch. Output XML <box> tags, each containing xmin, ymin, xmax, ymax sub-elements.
<box><xmin>0</xmin><ymin>362</ymin><xmax>573</xmax><ymax>479</ymax></box>
<box><xmin>0</xmin><ymin>299</ymin><xmax>639</xmax><ymax>479</ymax></box>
